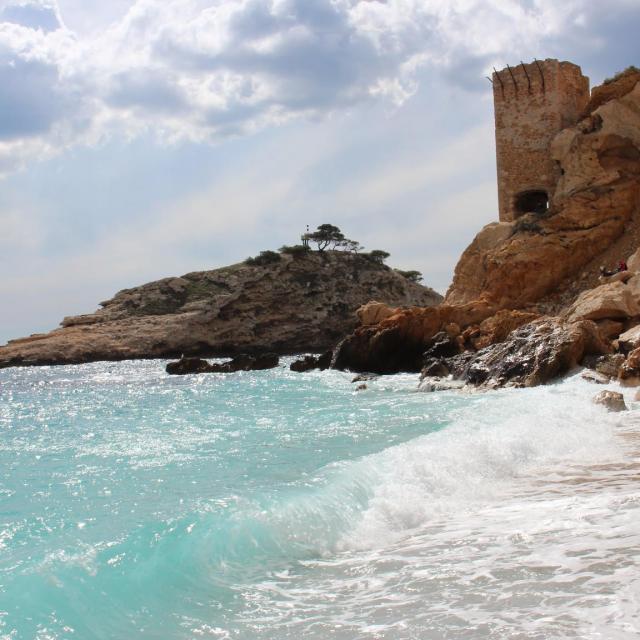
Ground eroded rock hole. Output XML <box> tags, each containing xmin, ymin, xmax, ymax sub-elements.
<box><xmin>514</xmin><ymin>190</ymin><xmax>549</xmax><ymax>216</ymax></box>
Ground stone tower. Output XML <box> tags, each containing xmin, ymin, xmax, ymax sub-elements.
<box><xmin>492</xmin><ymin>59</ymin><xmax>590</xmax><ymax>222</ymax></box>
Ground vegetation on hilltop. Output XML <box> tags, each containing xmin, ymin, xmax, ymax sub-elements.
<box><xmin>244</xmin><ymin>224</ymin><xmax>423</xmax><ymax>284</ymax></box>
<box><xmin>603</xmin><ymin>65</ymin><xmax>640</xmax><ymax>85</ymax></box>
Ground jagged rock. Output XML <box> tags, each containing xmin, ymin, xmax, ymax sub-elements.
<box><xmin>289</xmin><ymin>351</ymin><xmax>332</xmax><ymax>372</ymax></box>
<box><xmin>355</xmin><ymin>384</ymin><xmax>367</xmax><ymax>391</ymax></box>
<box><xmin>0</xmin><ymin>252</ymin><xmax>441</xmax><ymax>368</ymax></box>
<box><xmin>442</xmin><ymin>318</ymin><xmax>609</xmax><ymax>388</ymax></box>
<box><xmin>356</xmin><ymin>301</ymin><xmax>397</xmax><ymax>326</ymax></box>
<box><xmin>421</xmin><ymin>358</ymin><xmax>450</xmax><ymax>378</ymax></box>
<box><xmin>423</xmin><ymin>331</ymin><xmax>461</xmax><ymax>359</ymax></box>
<box><xmin>618</xmin><ymin>325</ymin><xmax>640</xmax><ymax>352</ymax></box>
<box><xmin>471</xmin><ymin>309</ymin><xmax>539</xmax><ymax>350</ymax></box>
<box><xmin>582</xmin><ymin>353</ymin><xmax>626</xmax><ymax>378</ymax></box>
<box><xmin>592</xmin><ymin>390</ymin><xmax>628</xmax><ymax>412</ymax></box>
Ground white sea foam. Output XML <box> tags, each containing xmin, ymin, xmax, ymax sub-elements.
<box><xmin>233</xmin><ymin>374</ymin><xmax>640</xmax><ymax>639</ymax></box>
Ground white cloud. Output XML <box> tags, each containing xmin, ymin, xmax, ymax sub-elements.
<box><xmin>0</xmin><ymin>0</ymin><xmax>637</xmax><ymax>176</ymax></box>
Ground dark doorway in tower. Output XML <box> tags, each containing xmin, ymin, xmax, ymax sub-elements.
<box><xmin>514</xmin><ymin>190</ymin><xmax>549</xmax><ymax>216</ymax></box>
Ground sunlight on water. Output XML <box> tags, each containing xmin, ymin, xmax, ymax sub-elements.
<box><xmin>1</xmin><ymin>360</ymin><xmax>639</xmax><ymax>639</ymax></box>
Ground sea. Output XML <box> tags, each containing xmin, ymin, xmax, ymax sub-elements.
<box><xmin>1</xmin><ymin>359</ymin><xmax>639</xmax><ymax>639</ymax></box>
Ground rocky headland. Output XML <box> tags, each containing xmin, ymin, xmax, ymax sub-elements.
<box><xmin>333</xmin><ymin>66</ymin><xmax>640</xmax><ymax>389</ymax></box>
<box><xmin>0</xmin><ymin>251</ymin><xmax>441</xmax><ymax>367</ymax></box>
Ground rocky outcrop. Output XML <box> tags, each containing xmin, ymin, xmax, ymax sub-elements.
<box><xmin>332</xmin><ymin>298</ymin><xmax>498</xmax><ymax>374</ymax></box>
<box><xmin>334</xmin><ymin>71</ymin><xmax>640</xmax><ymax>381</ymax></box>
<box><xmin>0</xmin><ymin>252</ymin><xmax>442</xmax><ymax>368</ymax></box>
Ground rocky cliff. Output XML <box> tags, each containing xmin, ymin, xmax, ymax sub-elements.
<box><xmin>334</xmin><ymin>68</ymin><xmax>640</xmax><ymax>384</ymax></box>
<box><xmin>0</xmin><ymin>251</ymin><xmax>441</xmax><ymax>367</ymax></box>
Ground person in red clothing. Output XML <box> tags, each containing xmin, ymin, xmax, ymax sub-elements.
<box><xmin>618</xmin><ymin>260</ymin><xmax>628</xmax><ymax>272</ymax></box>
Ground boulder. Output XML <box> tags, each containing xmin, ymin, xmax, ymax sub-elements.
<box><xmin>565</xmin><ymin>277</ymin><xmax>640</xmax><ymax>321</ymax></box>
<box><xmin>592</xmin><ymin>390</ymin><xmax>628</xmax><ymax>412</ymax></box>
<box><xmin>441</xmin><ymin>317</ymin><xmax>609</xmax><ymax>388</ymax></box>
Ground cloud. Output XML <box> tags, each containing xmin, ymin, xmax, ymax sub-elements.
<box><xmin>0</xmin><ymin>0</ymin><xmax>638</xmax><ymax>175</ymax></box>
<box><xmin>0</xmin><ymin>0</ymin><xmax>61</xmax><ymax>32</ymax></box>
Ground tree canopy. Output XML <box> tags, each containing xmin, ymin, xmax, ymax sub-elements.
<box><xmin>302</xmin><ymin>224</ymin><xmax>361</xmax><ymax>252</ymax></box>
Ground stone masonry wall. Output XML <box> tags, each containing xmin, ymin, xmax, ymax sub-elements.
<box><xmin>493</xmin><ymin>59</ymin><xmax>589</xmax><ymax>222</ymax></box>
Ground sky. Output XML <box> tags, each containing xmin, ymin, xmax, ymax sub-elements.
<box><xmin>0</xmin><ymin>0</ymin><xmax>639</xmax><ymax>343</ymax></box>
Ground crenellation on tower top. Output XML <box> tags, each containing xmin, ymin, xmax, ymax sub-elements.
<box><xmin>493</xmin><ymin>59</ymin><xmax>590</xmax><ymax>222</ymax></box>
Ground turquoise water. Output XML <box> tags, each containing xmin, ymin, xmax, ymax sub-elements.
<box><xmin>1</xmin><ymin>360</ymin><xmax>639</xmax><ymax>638</ymax></box>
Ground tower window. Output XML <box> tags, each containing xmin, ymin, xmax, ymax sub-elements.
<box><xmin>514</xmin><ymin>190</ymin><xmax>549</xmax><ymax>216</ymax></box>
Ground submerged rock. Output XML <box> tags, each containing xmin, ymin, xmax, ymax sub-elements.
<box><xmin>417</xmin><ymin>378</ymin><xmax>466</xmax><ymax>392</ymax></box>
<box><xmin>166</xmin><ymin>353</ymin><xmax>279</xmax><ymax>375</ymax></box>
<box><xmin>289</xmin><ymin>351</ymin><xmax>332</xmax><ymax>373</ymax></box>
<box><xmin>165</xmin><ymin>357</ymin><xmax>213</xmax><ymax>375</ymax></box>
<box><xmin>592</xmin><ymin>390</ymin><xmax>627</xmax><ymax>412</ymax></box>
<box><xmin>582</xmin><ymin>370</ymin><xmax>610</xmax><ymax>384</ymax></box>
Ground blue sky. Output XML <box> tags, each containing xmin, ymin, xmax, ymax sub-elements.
<box><xmin>1</xmin><ymin>0</ymin><xmax>639</xmax><ymax>343</ymax></box>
